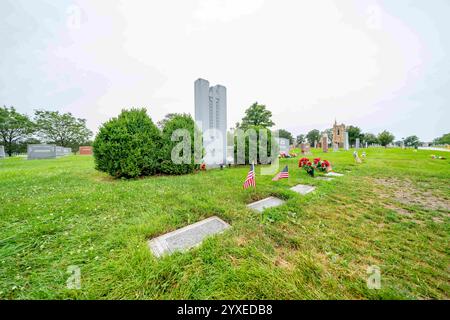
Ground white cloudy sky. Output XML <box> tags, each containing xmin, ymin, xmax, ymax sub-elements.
<box><xmin>1</xmin><ymin>0</ymin><xmax>449</xmax><ymax>141</ymax></box>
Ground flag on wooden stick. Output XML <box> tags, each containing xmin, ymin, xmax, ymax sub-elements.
<box><xmin>272</xmin><ymin>165</ymin><xmax>289</xmax><ymax>181</ymax></box>
<box><xmin>243</xmin><ymin>163</ymin><xmax>256</xmax><ymax>189</ymax></box>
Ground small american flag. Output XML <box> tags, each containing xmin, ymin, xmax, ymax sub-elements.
<box><xmin>272</xmin><ymin>165</ymin><xmax>289</xmax><ymax>181</ymax></box>
<box><xmin>243</xmin><ymin>163</ymin><xmax>256</xmax><ymax>189</ymax></box>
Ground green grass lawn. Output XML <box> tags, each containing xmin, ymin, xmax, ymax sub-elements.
<box><xmin>0</xmin><ymin>148</ymin><xmax>449</xmax><ymax>299</ymax></box>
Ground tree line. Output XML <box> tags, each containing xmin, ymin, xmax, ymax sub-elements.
<box><xmin>231</xmin><ymin>103</ymin><xmax>448</xmax><ymax>149</ymax></box>
<box><xmin>0</xmin><ymin>106</ymin><xmax>92</xmax><ymax>156</ymax></box>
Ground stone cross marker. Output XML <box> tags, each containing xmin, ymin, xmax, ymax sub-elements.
<box><xmin>0</xmin><ymin>145</ymin><xmax>5</xmax><ymax>158</ymax></box>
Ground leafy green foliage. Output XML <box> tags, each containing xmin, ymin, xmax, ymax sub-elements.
<box><xmin>346</xmin><ymin>125</ymin><xmax>362</xmax><ymax>146</ymax></box>
<box><xmin>378</xmin><ymin>130</ymin><xmax>395</xmax><ymax>147</ymax></box>
<box><xmin>34</xmin><ymin>110</ymin><xmax>92</xmax><ymax>150</ymax></box>
<box><xmin>433</xmin><ymin>133</ymin><xmax>450</xmax><ymax>145</ymax></box>
<box><xmin>240</xmin><ymin>102</ymin><xmax>275</xmax><ymax>129</ymax></box>
<box><xmin>278</xmin><ymin>129</ymin><xmax>294</xmax><ymax>144</ymax></box>
<box><xmin>93</xmin><ymin>108</ymin><xmax>161</xmax><ymax>178</ymax></box>
<box><xmin>404</xmin><ymin>135</ymin><xmax>420</xmax><ymax>148</ymax></box>
<box><xmin>234</xmin><ymin>125</ymin><xmax>274</xmax><ymax>164</ymax></box>
<box><xmin>0</xmin><ymin>106</ymin><xmax>35</xmax><ymax>156</ymax></box>
<box><xmin>363</xmin><ymin>133</ymin><xmax>378</xmax><ymax>145</ymax></box>
<box><xmin>296</xmin><ymin>134</ymin><xmax>305</xmax><ymax>145</ymax></box>
<box><xmin>159</xmin><ymin>114</ymin><xmax>198</xmax><ymax>175</ymax></box>
<box><xmin>306</xmin><ymin>129</ymin><xmax>320</xmax><ymax>145</ymax></box>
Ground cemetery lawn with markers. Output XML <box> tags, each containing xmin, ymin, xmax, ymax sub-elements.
<box><xmin>0</xmin><ymin>148</ymin><xmax>449</xmax><ymax>299</ymax></box>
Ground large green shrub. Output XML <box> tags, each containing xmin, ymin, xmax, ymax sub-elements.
<box><xmin>93</xmin><ymin>108</ymin><xmax>161</xmax><ymax>178</ymax></box>
<box><xmin>159</xmin><ymin>114</ymin><xmax>198</xmax><ymax>175</ymax></box>
<box><xmin>233</xmin><ymin>125</ymin><xmax>277</xmax><ymax>164</ymax></box>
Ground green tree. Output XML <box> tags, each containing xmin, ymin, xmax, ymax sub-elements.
<box><xmin>378</xmin><ymin>130</ymin><xmax>395</xmax><ymax>147</ymax></box>
<box><xmin>363</xmin><ymin>133</ymin><xmax>378</xmax><ymax>145</ymax></box>
<box><xmin>0</xmin><ymin>106</ymin><xmax>35</xmax><ymax>156</ymax></box>
<box><xmin>347</xmin><ymin>125</ymin><xmax>362</xmax><ymax>146</ymax></box>
<box><xmin>321</xmin><ymin>128</ymin><xmax>333</xmax><ymax>142</ymax></box>
<box><xmin>34</xmin><ymin>110</ymin><xmax>92</xmax><ymax>151</ymax></box>
<box><xmin>306</xmin><ymin>129</ymin><xmax>320</xmax><ymax>145</ymax></box>
<box><xmin>278</xmin><ymin>129</ymin><xmax>294</xmax><ymax>144</ymax></box>
<box><xmin>240</xmin><ymin>102</ymin><xmax>275</xmax><ymax>129</ymax></box>
<box><xmin>433</xmin><ymin>133</ymin><xmax>450</xmax><ymax>145</ymax></box>
<box><xmin>296</xmin><ymin>134</ymin><xmax>305</xmax><ymax>146</ymax></box>
<box><xmin>157</xmin><ymin>112</ymin><xmax>191</xmax><ymax>130</ymax></box>
<box><xmin>404</xmin><ymin>135</ymin><xmax>420</xmax><ymax>148</ymax></box>
<box><xmin>234</xmin><ymin>125</ymin><xmax>274</xmax><ymax>165</ymax></box>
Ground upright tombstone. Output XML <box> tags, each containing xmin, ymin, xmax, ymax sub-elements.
<box><xmin>275</xmin><ymin>137</ymin><xmax>290</xmax><ymax>155</ymax></box>
<box><xmin>322</xmin><ymin>134</ymin><xmax>328</xmax><ymax>153</ymax></box>
<box><xmin>27</xmin><ymin>144</ymin><xmax>57</xmax><ymax>160</ymax></box>
<box><xmin>0</xmin><ymin>145</ymin><xmax>5</xmax><ymax>158</ymax></box>
<box><xmin>344</xmin><ymin>132</ymin><xmax>349</xmax><ymax>150</ymax></box>
<box><xmin>314</xmin><ymin>140</ymin><xmax>317</xmax><ymax>149</ymax></box>
<box><xmin>194</xmin><ymin>78</ymin><xmax>227</xmax><ymax>167</ymax></box>
<box><xmin>300</xmin><ymin>143</ymin><xmax>306</xmax><ymax>154</ymax></box>
<box><xmin>365</xmin><ymin>141</ymin><xmax>368</xmax><ymax>148</ymax></box>
<box><xmin>333</xmin><ymin>143</ymin><xmax>339</xmax><ymax>152</ymax></box>
<box><xmin>355</xmin><ymin>138</ymin><xmax>360</xmax><ymax>150</ymax></box>
<box><xmin>79</xmin><ymin>146</ymin><xmax>93</xmax><ymax>155</ymax></box>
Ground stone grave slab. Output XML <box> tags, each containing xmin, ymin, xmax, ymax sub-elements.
<box><xmin>148</xmin><ymin>216</ymin><xmax>230</xmax><ymax>257</ymax></box>
<box><xmin>247</xmin><ymin>196</ymin><xmax>285</xmax><ymax>212</ymax></box>
<box><xmin>325</xmin><ymin>172</ymin><xmax>344</xmax><ymax>177</ymax></box>
<box><xmin>290</xmin><ymin>184</ymin><xmax>316</xmax><ymax>195</ymax></box>
<box><xmin>315</xmin><ymin>177</ymin><xmax>334</xmax><ymax>181</ymax></box>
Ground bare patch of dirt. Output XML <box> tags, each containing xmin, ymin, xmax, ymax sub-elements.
<box><xmin>432</xmin><ymin>217</ymin><xmax>444</xmax><ymax>224</ymax></box>
<box><xmin>385</xmin><ymin>204</ymin><xmax>414</xmax><ymax>216</ymax></box>
<box><xmin>372</xmin><ymin>178</ymin><xmax>450</xmax><ymax>212</ymax></box>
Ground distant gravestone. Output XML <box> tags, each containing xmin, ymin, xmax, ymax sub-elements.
<box><xmin>247</xmin><ymin>196</ymin><xmax>285</xmax><ymax>212</ymax></box>
<box><xmin>356</xmin><ymin>138</ymin><xmax>360</xmax><ymax>149</ymax></box>
<box><xmin>333</xmin><ymin>143</ymin><xmax>339</xmax><ymax>152</ymax></box>
<box><xmin>55</xmin><ymin>146</ymin><xmax>65</xmax><ymax>157</ymax></box>
<box><xmin>290</xmin><ymin>184</ymin><xmax>315</xmax><ymax>195</ymax></box>
<box><xmin>27</xmin><ymin>144</ymin><xmax>57</xmax><ymax>160</ymax></box>
<box><xmin>322</xmin><ymin>135</ymin><xmax>328</xmax><ymax>153</ymax></box>
<box><xmin>314</xmin><ymin>140</ymin><xmax>317</xmax><ymax>148</ymax></box>
<box><xmin>148</xmin><ymin>216</ymin><xmax>230</xmax><ymax>257</ymax></box>
<box><xmin>63</xmin><ymin>147</ymin><xmax>72</xmax><ymax>155</ymax></box>
<box><xmin>344</xmin><ymin>132</ymin><xmax>349</xmax><ymax>150</ymax></box>
<box><xmin>79</xmin><ymin>146</ymin><xmax>93</xmax><ymax>155</ymax></box>
<box><xmin>365</xmin><ymin>142</ymin><xmax>368</xmax><ymax>148</ymax></box>
<box><xmin>0</xmin><ymin>145</ymin><xmax>5</xmax><ymax>158</ymax></box>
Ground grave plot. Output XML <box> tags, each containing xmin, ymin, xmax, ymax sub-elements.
<box><xmin>148</xmin><ymin>216</ymin><xmax>230</xmax><ymax>257</ymax></box>
<box><xmin>290</xmin><ymin>184</ymin><xmax>315</xmax><ymax>195</ymax></box>
<box><xmin>325</xmin><ymin>172</ymin><xmax>344</xmax><ymax>177</ymax></box>
<box><xmin>315</xmin><ymin>177</ymin><xmax>334</xmax><ymax>181</ymax></box>
<box><xmin>247</xmin><ymin>196</ymin><xmax>285</xmax><ymax>212</ymax></box>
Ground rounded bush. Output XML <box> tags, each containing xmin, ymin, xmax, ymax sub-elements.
<box><xmin>159</xmin><ymin>114</ymin><xmax>198</xmax><ymax>175</ymax></box>
<box><xmin>93</xmin><ymin>108</ymin><xmax>161</xmax><ymax>178</ymax></box>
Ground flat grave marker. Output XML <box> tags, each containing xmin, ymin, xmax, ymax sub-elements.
<box><xmin>290</xmin><ymin>184</ymin><xmax>316</xmax><ymax>195</ymax></box>
<box><xmin>148</xmin><ymin>216</ymin><xmax>230</xmax><ymax>258</ymax></box>
<box><xmin>247</xmin><ymin>196</ymin><xmax>285</xmax><ymax>212</ymax></box>
<box><xmin>315</xmin><ymin>177</ymin><xmax>334</xmax><ymax>181</ymax></box>
<box><xmin>325</xmin><ymin>172</ymin><xmax>344</xmax><ymax>177</ymax></box>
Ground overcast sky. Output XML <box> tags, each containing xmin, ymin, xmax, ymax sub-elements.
<box><xmin>1</xmin><ymin>0</ymin><xmax>449</xmax><ymax>141</ymax></box>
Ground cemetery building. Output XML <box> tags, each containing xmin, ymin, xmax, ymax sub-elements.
<box><xmin>332</xmin><ymin>120</ymin><xmax>346</xmax><ymax>148</ymax></box>
<box><xmin>194</xmin><ymin>78</ymin><xmax>227</xmax><ymax>166</ymax></box>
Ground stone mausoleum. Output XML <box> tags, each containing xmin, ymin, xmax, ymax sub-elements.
<box><xmin>194</xmin><ymin>78</ymin><xmax>227</xmax><ymax>166</ymax></box>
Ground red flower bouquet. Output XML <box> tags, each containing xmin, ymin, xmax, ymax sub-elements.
<box><xmin>299</xmin><ymin>157</ymin><xmax>315</xmax><ymax>176</ymax></box>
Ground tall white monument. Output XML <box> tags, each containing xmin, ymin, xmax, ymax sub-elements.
<box><xmin>194</xmin><ymin>78</ymin><xmax>227</xmax><ymax>166</ymax></box>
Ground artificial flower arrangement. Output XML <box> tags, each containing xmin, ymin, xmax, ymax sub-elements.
<box><xmin>289</xmin><ymin>152</ymin><xmax>298</xmax><ymax>157</ymax></box>
<box><xmin>298</xmin><ymin>157</ymin><xmax>332</xmax><ymax>177</ymax></box>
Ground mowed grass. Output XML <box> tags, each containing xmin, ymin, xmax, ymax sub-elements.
<box><xmin>0</xmin><ymin>148</ymin><xmax>449</xmax><ymax>299</ymax></box>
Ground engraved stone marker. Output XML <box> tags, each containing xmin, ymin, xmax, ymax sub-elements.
<box><xmin>322</xmin><ymin>134</ymin><xmax>328</xmax><ymax>153</ymax></box>
<box><xmin>356</xmin><ymin>138</ymin><xmax>360</xmax><ymax>149</ymax></box>
<box><xmin>247</xmin><ymin>196</ymin><xmax>285</xmax><ymax>212</ymax></box>
<box><xmin>148</xmin><ymin>216</ymin><xmax>230</xmax><ymax>257</ymax></box>
<box><xmin>325</xmin><ymin>172</ymin><xmax>344</xmax><ymax>177</ymax></box>
<box><xmin>79</xmin><ymin>146</ymin><xmax>93</xmax><ymax>155</ymax></box>
<box><xmin>27</xmin><ymin>144</ymin><xmax>57</xmax><ymax>160</ymax></box>
<box><xmin>0</xmin><ymin>145</ymin><xmax>5</xmax><ymax>158</ymax></box>
<box><xmin>290</xmin><ymin>184</ymin><xmax>316</xmax><ymax>195</ymax></box>
<box><xmin>315</xmin><ymin>177</ymin><xmax>334</xmax><ymax>181</ymax></box>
